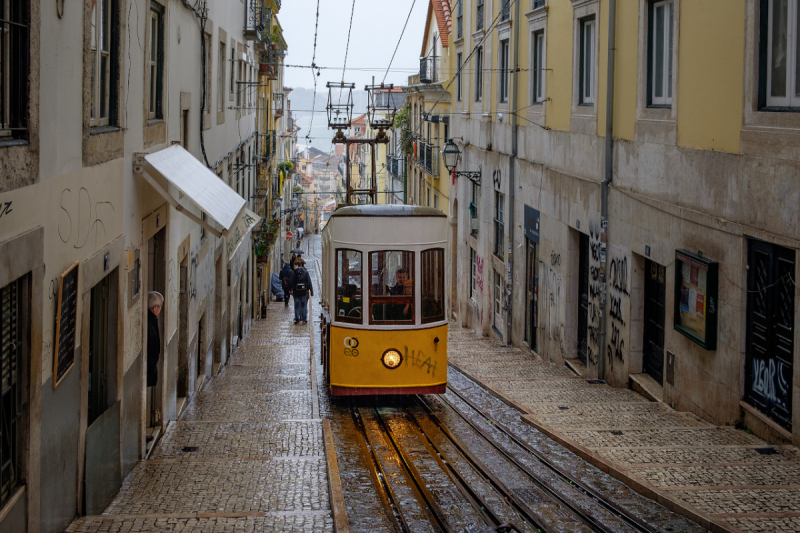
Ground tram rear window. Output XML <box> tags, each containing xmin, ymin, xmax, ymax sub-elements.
<box><xmin>421</xmin><ymin>248</ymin><xmax>445</xmax><ymax>324</ymax></box>
<box><xmin>369</xmin><ymin>251</ymin><xmax>414</xmax><ymax>324</ymax></box>
<box><xmin>336</xmin><ymin>249</ymin><xmax>362</xmax><ymax>324</ymax></box>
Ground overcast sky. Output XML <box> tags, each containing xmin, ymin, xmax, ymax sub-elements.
<box><xmin>278</xmin><ymin>0</ymin><xmax>429</xmax><ymax>92</ymax></box>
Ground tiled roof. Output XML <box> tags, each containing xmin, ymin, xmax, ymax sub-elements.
<box><xmin>352</xmin><ymin>113</ymin><xmax>367</xmax><ymax>125</ymax></box>
<box><xmin>422</xmin><ymin>0</ymin><xmax>451</xmax><ymax>56</ymax></box>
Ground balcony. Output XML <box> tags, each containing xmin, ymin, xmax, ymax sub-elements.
<box><xmin>244</xmin><ymin>0</ymin><xmax>270</xmax><ymax>41</ymax></box>
<box><xmin>413</xmin><ymin>140</ymin><xmax>439</xmax><ymax>177</ymax></box>
<box><xmin>273</xmin><ymin>92</ymin><xmax>284</xmax><ymax>117</ymax></box>
<box><xmin>259</xmin><ymin>45</ymin><xmax>281</xmax><ymax>80</ymax></box>
<box><xmin>260</xmin><ymin>130</ymin><xmax>277</xmax><ymax>164</ymax></box>
<box><xmin>386</xmin><ymin>154</ymin><xmax>406</xmax><ymax>179</ymax></box>
<box><xmin>419</xmin><ymin>55</ymin><xmax>442</xmax><ymax>84</ymax></box>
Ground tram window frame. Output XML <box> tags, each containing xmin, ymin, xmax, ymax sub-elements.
<box><xmin>335</xmin><ymin>249</ymin><xmax>363</xmax><ymax>324</ymax></box>
<box><xmin>421</xmin><ymin>248</ymin><xmax>445</xmax><ymax>324</ymax></box>
<box><xmin>368</xmin><ymin>250</ymin><xmax>415</xmax><ymax>325</ymax></box>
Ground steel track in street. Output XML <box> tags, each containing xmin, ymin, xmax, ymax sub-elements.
<box><xmin>437</xmin><ymin>384</ymin><xmax>661</xmax><ymax>533</ymax></box>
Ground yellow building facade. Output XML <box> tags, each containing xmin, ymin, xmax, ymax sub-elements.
<box><xmin>447</xmin><ymin>0</ymin><xmax>800</xmax><ymax>445</ymax></box>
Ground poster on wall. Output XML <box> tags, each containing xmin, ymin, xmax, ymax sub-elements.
<box><xmin>673</xmin><ymin>250</ymin><xmax>718</xmax><ymax>350</ymax></box>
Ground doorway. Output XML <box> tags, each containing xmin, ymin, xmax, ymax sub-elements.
<box><xmin>493</xmin><ymin>269</ymin><xmax>503</xmax><ymax>336</ymax></box>
<box><xmin>213</xmin><ymin>251</ymin><xmax>224</xmax><ymax>369</ymax></box>
<box><xmin>146</xmin><ymin>228</ymin><xmax>166</xmax><ymax>436</ymax></box>
<box><xmin>84</xmin><ymin>271</ymin><xmax>120</xmax><ymax>515</ymax></box>
<box><xmin>643</xmin><ymin>259</ymin><xmax>666</xmax><ymax>385</ymax></box>
<box><xmin>525</xmin><ymin>240</ymin><xmax>538</xmax><ymax>352</ymax></box>
<box><xmin>196</xmin><ymin>314</ymin><xmax>206</xmax><ymax>389</ymax></box>
<box><xmin>745</xmin><ymin>239</ymin><xmax>795</xmax><ymax>431</ymax></box>
<box><xmin>577</xmin><ymin>233</ymin><xmax>589</xmax><ymax>365</ymax></box>
<box><xmin>177</xmin><ymin>257</ymin><xmax>189</xmax><ymax>401</ymax></box>
<box><xmin>237</xmin><ymin>269</ymin><xmax>244</xmax><ymax>341</ymax></box>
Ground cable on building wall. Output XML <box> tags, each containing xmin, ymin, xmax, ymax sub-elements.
<box><xmin>179</xmin><ymin>0</ymin><xmax>212</xmax><ymax>167</ymax></box>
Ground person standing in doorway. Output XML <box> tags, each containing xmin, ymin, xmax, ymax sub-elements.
<box><xmin>289</xmin><ymin>260</ymin><xmax>313</xmax><ymax>325</ymax></box>
<box><xmin>147</xmin><ymin>292</ymin><xmax>163</xmax><ymax>435</ymax></box>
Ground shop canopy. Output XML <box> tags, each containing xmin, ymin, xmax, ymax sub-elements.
<box><xmin>134</xmin><ymin>145</ymin><xmax>260</xmax><ymax>260</ymax></box>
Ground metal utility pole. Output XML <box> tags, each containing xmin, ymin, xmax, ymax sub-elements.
<box><xmin>505</xmin><ymin>0</ymin><xmax>521</xmax><ymax>345</ymax></box>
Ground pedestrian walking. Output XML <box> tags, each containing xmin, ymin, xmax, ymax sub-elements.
<box><xmin>289</xmin><ymin>260</ymin><xmax>313</xmax><ymax>325</ymax></box>
<box><xmin>279</xmin><ymin>260</ymin><xmax>293</xmax><ymax>307</ymax></box>
<box><xmin>146</xmin><ymin>291</ymin><xmax>163</xmax><ymax>437</ymax></box>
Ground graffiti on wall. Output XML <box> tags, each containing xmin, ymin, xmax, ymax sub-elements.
<box><xmin>538</xmin><ymin>260</ymin><xmax>566</xmax><ymax>353</ymax></box>
<box><xmin>751</xmin><ymin>358</ymin><xmax>790</xmax><ymax>409</ymax></box>
<box><xmin>58</xmin><ymin>187</ymin><xmax>115</xmax><ymax>250</ymax></box>
<box><xmin>606</xmin><ymin>254</ymin><xmax>629</xmax><ymax>373</ymax></box>
<box><xmin>586</xmin><ymin>222</ymin><xmax>603</xmax><ymax>368</ymax></box>
<box><xmin>476</xmin><ymin>255</ymin><xmax>484</xmax><ymax>292</ymax></box>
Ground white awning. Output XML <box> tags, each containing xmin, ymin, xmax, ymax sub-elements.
<box><xmin>134</xmin><ymin>145</ymin><xmax>245</xmax><ymax>236</ymax></box>
<box><xmin>227</xmin><ymin>207</ymin><xmax>261</xmax><ymax>261</ymax></box>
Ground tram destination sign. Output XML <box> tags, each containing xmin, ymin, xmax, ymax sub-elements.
<box><xmin>53</xmin><ymin>261</ymin><xmax>79</xmax><ymax>389</ymax></box>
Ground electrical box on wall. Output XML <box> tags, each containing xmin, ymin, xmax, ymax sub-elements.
<box><xmin>673</xmin><ymin>250</ymin><xmax>719</xmax><ymax>350</ymax></box>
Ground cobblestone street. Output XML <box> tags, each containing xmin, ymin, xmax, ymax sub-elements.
<box><xmin>449</xmin><ymin>329</ymin><xmax>800</xmax><ymax>533</ymax></box>
<box><xmin>66</xmin><ymin>283</ymin><xmax>335</xmax><ymax>532</ymax></box>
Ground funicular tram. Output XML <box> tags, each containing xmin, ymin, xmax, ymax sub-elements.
<box><xmin>319</xmin><ymin>205</ymin><xmax>448</xmax><ymax>396</ymax></box>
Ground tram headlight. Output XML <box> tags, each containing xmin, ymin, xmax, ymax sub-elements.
<box><xmin>381</xmin><ymin>349</ymin><xmax>403</xmax><ymax>369</ymax></box>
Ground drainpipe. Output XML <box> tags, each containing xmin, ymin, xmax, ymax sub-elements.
<box><xmin>505</xmin><ymin>0</ymin><xmax>521</xmax><ymax>345</ymax></box>
<box><xmin>598</xmin><ymin>0</ymin><xmax>617</xmax><ymax>379</ymax></box>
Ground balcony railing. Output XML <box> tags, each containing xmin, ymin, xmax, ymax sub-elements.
<box><xmin>259</xmin><ymin>46</ymin><xmax>281</xmax><ymax>80</ymax></box>
<box><xmin>386</xmin><ymin>154</ymin><xmax>406</xmax><ymax>179</ymax></box>
<box><xmin>413</xmin><ymin>140</ymin><xmax>439</xmax><ymax>177</ymax></box>
<box><xmin>260</xmin><ymin>130</ymin><xmax>277</xmax><ymax>164</ymax></box>
<box><xmin>244</xmin><ymin>0</ymin><xmax>270</xmax><ymax>41</ymax></box>
<box><xmin>273</xmin><ymin>92</ymin><xmax>284</xmax><ymax>116</ymax></box>
<box><xmin>419</xmin><ymin>56</ymin><xmax>442</xmax><ymax>84</ymax></box>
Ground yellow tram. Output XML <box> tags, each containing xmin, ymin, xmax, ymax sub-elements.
<box><xmin>319</xmin><ymin>204</ymin><xmax>448</xmax><ymax>396</ymax></box>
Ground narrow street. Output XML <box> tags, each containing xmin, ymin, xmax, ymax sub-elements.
<box><xmin>64</xmin><ymin>236</ymin><xmax>800</xmax><ymax>532</ymax></box>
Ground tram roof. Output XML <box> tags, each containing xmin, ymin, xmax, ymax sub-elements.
<box><xmin>331</xmin><ymin>204</ymin><xmax>446</xmax><ymax>218</ymax></box>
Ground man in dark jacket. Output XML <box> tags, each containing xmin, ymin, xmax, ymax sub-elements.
<box><xmin>147</xmin><ymin>291</ymin><xmax>163</xmax><ymax>431</ymax></box>
<box><xmin>289</xmin><ymin>261</ymin><xmax>314</xmax><ymax>325</ymax></box>
<box><xmin>279</xmin><ymin>261</ymin><xmax>293</xmax><ymax>307</ymax></box>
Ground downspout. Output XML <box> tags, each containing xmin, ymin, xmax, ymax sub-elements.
<box><xmin>505</xmin><ymin>0</ymin><xmax>521</xmax><ymax>345</ymax></box>
<box><xmin>598</xmin><ymin>0</ymin><xmax>617</xmax><ymax>379</ymax></box>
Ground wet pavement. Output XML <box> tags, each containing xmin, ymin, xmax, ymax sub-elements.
<box><xmin>67</xmin><ymin>249</ymin><xmax>335</xmax><ymax>532</ymax></box>
<box><xmin>449</xmin><ymin>327</ymin><xmax>800</xmax><ymax>533</ymax></box>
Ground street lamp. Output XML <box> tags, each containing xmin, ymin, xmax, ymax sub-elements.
<box><xmin>441</xmin><ymin>138</ymin><xmax>481</xmax><ymax>185</ymax></box>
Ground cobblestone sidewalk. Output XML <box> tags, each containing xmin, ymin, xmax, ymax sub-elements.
<box><xmin>67</xmin><ymin>299</ymin><xmax>334</xmax><ymax>532</ymax></box>
<box><xmin>449</xmin><ymin>327</ymin><xmax>800</xmax><ymax>533</ymax></box>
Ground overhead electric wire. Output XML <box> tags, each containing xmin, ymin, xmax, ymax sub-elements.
<box><xmin>339</xmin><ymin>0</ymin><xmax>357</xmax><ymax>101</ymax></box>
<box><xmin>307</xmin><ymin>0</ymin><xmax>321</xmax><ymax>144</ymax></box>
<box><xmin>382</xmin><ymin>0</ymin><xmax>417</xmax><ymax>84</ymax></box>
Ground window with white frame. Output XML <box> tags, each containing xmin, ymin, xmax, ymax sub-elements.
<box><xmin>494</xmin><ymin>191</ymin><xmax>504</xmax><ymax>257</ymax></box>
<box><xmin>218</xmin><ymin>42</ymin><xmax>226</xmax><ymax>112</ymax></box>
<box><xmin>532</xmin><ymin>30</ymin><xmax>545</xmax><ymax>103</ymax></box>
<box><xmin>470</xmin><ymin>247</ymin><xmax>477</xmax><ymax>301</ymax></box>
<box><xmin>649</xmin><ymin>0</ymin><xmax>674</xmax><ymax>106</ymax></box>
<box><xmin>579</xmin><ymin>16</ymin><xmax>596</xmax><ymax>105</ymax></box>
<box><xmin>0</xmin><ymin>0</ymin><xmax>28</xmax><ymax>137</ymax></box>
<box><xmin>147</xmin><ymin>4</ymin><xmax>164</xmax><ymax>120</ymax></box>
<box><xmin>90</xmin><ymin>0</ymin><xmax>115</xmax><ymax>127</ymax></box>
<box><xmin>457</xmin><ymin>52</ymin><xmax>463</xmax><ymax>101</ymax></box>
<box><xmin>475</xmin><ymin>46</ymin><xmax>484</xmax><ymax>101</ymax></box>
<box><xmin>764</xmin><ymin>0</ymin><xmax>800</xmax><ymax>108</ymax></box>
<box><xmin>499</xmin><ymin>39</ymin><xmax>510</xmax><ymax>103</ymax></box>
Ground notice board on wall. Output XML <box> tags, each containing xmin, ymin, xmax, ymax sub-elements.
<box><xmin>53</xmin><ymin>261</ymin><xmax>79</xmax><ymax>389</ymax></box>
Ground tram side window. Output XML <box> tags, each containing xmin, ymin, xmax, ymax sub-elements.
<box><xmin>369</xmin><ymin>250</ymin><xmax>415</xmax><ymax>324</ymax></box>
<box><xmin>421</xmin><ymin>248</ymin><xmax>445</xmax><ymax>324</ymax></box>
<box><xmin>336</xmin><ymin>249</ymin><xmax>362</xmax><ymax>323</ymax></box>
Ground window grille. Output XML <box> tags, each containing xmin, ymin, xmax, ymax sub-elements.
<box><xmin>0</xmin><ymin>0</ymin><xmax>29</xmax><ymax>137</ymax></box>
<box><xmin>0</xmin><ymin>279</ymin><xmax>22</xmax><ymax>508</ymax></box>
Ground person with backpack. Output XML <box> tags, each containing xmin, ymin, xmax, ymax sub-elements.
<box><xmin>289</xmin><ymin>260</ymin><xmax>314</xmax><ymax>325</ymax></box>
<box><xmin>279</xmin><ymin>260</ymin><xmax>293</xmax><ymax>307</ymax></box>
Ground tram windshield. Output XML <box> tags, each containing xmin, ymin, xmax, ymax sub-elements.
<box><xmin>421</xmin><ymin>248</ymin><xmax>445</xmax><ymax>323</ymax></box>
<box><xmin>336</xmin><ymin>249</ymin><xmax>362</xmax><ymax>323</ymax></box>
<box><xmin>369</xmin><ymin>251</ymin><xmax>414</xmax><ymax>324</ymax></box>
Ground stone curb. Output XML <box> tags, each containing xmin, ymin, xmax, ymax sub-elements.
<box><xmin>448</xmin><ymin>360</ymin><xmax>737</xmax><ymax>533</ymax></box>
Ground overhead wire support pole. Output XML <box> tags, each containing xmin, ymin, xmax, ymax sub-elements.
<box><xmin>506</xmin><ymin>0</ymin><xmax>520</xmax><ymax>346</ymax></box>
